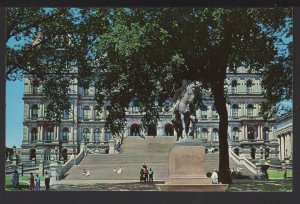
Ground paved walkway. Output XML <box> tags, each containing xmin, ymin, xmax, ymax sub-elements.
<box><xmin>49</xmin><ymin>180</ymin><xmax>162</xmax><ymax>191</ymax></box>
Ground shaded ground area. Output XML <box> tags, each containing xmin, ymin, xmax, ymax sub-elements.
<box><xmin>6</xmin><ymin>179</ymin><xmax>292</xmax><ymax>192</ymax></box>
<box><xmin>226</xmin><ymin>179</ymin><xmax>292</xmax><ymax>192</ymax></box>
<box><xmin>51</xmin><ymin>181</ymin><xmax>162</xmax><ymax>191</ymax></box>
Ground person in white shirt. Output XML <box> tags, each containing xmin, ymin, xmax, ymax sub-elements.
<box><xmin>211</xmin><ymin>169</ymin><xmax>218</xmax><ymax>184</ymax></box>
<box><xmin>86</xmin><ymin>170</ymin><xmax>90</xmax><ymax>176</ymax></box>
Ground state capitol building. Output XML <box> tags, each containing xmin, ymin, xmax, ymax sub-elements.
<box><xmin>20</xmin><ymin>67</ymin><xmax>293</xmax><ymax>165</ymax></box>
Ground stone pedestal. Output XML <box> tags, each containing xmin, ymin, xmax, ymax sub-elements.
<box><xmin>156</xmin><ymin>141</ymin><xmax>228</xmax><ymax>192</ymax></box>
<box><xmin>50</xmin><ymin>160</ymin><xmax>63</xmax><ymax>181</ymax></box>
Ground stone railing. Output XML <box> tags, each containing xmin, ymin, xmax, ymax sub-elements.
<box><xmin>228</xmin><ymin>148</ymin><xmax>257</xmax><ymax>175</ymax></box>
<box><xmin>239</xmin><ymin>154</ymin><xmax>257</xmax><ymax>174</ymax></box>
<box><xmin>61</xmin><ymin>147</ymin><xmax>86</xmax><ymax>176</ymax></box>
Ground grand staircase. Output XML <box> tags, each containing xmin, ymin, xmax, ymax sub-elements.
<box><xmin>64</xmin><ymin>136</ymin><xmax>255</xmax><ymax>180</ymax></box>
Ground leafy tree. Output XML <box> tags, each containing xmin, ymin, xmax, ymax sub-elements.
<box><xmin>6</xmin><ymin>8</ymin><xmax>292</xmax><ymax>184</ymax></box>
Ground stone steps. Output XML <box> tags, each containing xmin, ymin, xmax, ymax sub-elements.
<box><xmin>65</xmin><ymin>137</ymin><xmax>255</xmax><ymax>180</ymax></box>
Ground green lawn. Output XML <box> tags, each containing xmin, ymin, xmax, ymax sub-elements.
<box><xmin>227</xmin><ymin>179</ymin><xmax>292</xmax><ymax>192</ymax></box>
<box><xmin>268</xmin><ymin>170</ymin><xmax>293</xmax><ymax>179</ymax></box>
<box><xmin>5</xmin><ymin>175</ymin><xmax>45</xmax><ymax>190</ymax></box>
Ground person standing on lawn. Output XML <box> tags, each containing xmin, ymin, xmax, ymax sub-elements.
<box><xmin>29</xmin><ymin>173</ymin><xmax>35</xmax><ymax>191</ymax></box>
<box><xmin>35</xmin><ymin>174</ymin><xmax>41</xmax><ymax>191</ymax></box>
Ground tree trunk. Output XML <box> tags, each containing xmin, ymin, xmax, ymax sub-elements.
<box><xmin>212</xmin><ymin>83</ymin><xmax>232</xmax><ymax>184</ymax></box>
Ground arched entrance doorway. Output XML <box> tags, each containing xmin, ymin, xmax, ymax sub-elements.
<box><xmin>62</xmin><ymin>148</ymin><xmax>68</xmax><ymax>162</ymax></box>
<box><xmin>165</xmin><ymin>123</ymin><xmax>174</xmax><ymax>136</ymax></box>
<box><xmin>130</xmin><ymin>124</ymin><xmax>140</xmax><ymax>136</ymax></box>
<box><xmin>29</xmin><ymin>148</ymin><xmax>36</xmax><ymax>161</ymax></box>
<box><xmin>247</xmin><ymin>127</ymin><xmax>255</xmax><ymax>140</ymax></box>
<box><xmin>148</xmin><ymin>123</ymin><xmax>157</xmax><ymax>136</ymax></box>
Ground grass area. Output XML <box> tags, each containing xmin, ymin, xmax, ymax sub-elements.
<box><xmin>227</xmin><ymin>179</ymin><xmax>292</xmax><ymax>192</ymax></box>
<box><xmin>268</xmin><ymin>170</ymin><xmax>293</xmax><ymax>179</ymax></box>
<box><xmin>5</xmin><ymin>175</ymin><xmax>45</xmax><ymax>190</ymax></box>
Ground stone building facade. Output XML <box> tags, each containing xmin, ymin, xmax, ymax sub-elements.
<box><xmin>20</xmin><ymin>67</ymin><xmax>292</xmax><ymax>164</ymax></box>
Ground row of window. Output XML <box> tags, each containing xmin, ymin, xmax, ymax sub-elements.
<box><xmin>29</xmin><ymin>127</ymin><xmax>108</xmax><ymax>143</ymax></box>
<box><xmin>229</xmin><ymin>79</ymin><xmax>261</xmax><ymax>94</ymax></box>
<box><xmin>29</xmin><ymin>79</ymin><xmax>261</xmax><ymax>96</ymax></box>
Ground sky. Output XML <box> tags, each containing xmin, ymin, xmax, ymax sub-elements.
<box><xmin>6</xmin><ymin>80</ymin><xmax>23</xmax><ymax>148</ymax></box>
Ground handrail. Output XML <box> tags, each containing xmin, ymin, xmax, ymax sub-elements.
<box><xmin>240</xmin><ymin>154</ymin><xmax>257</xmax><ymax>174</ymax></box>
<box><xmin>228</xmin><ymin>147</ymin><xmax>257</xmax><ymax>175</ymax></box>
<box><xmin>61</xmin><ymin>146</ymin><xmax>86</xmax><ymax>176</ymax></box>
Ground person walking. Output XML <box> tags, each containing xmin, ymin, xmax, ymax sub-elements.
<box><xmin>35</xmin><ymin>174</ymin><xmax>41</xmax><ymax>191</ymax></box>
<box><xmin>11</xmin><ymin>170</ymin><xmax>19</xmax><ymax>189</ymax></box>
<box><xmin>45</xmin><ymin>171</ymin><xmax>52</xmax><ymax>190</ymax></box>
<box><xmin>149</xmin><ymin>168</ymin><xmax>154</xmax><ymax>183</ymax></box>
<box><xmin>140</xmin><ymin>168</ymin><xmax>144</xmax><ymax>182</ymax></box>
<box><xmin>144</xmin><ymin>167</ymin><xmax>149</xmax><ymax>183</ymax></box>
<box><xmin>29</xmin><ymin>173</ymin><xmax>35</xmax><ymax>191</ymax></box>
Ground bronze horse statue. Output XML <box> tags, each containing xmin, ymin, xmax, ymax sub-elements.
<box><xmin>172</xmin><ymin>82</ymin><xmax>199</xmax><ymax>141</ymax></box>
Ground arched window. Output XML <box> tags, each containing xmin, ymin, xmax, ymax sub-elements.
<box><xmin>94</xmin><ymin>128</ymin><xmax>100</xmax><ymax>143</ymax></box>
<box><xmin>231</xmin><ymin>80</ymin><xmax>237</xmax><ymax>94</ymax></box>
<box><xmin>130</xmin><ymin>124</ymin><xmax>140</xmax><ymax>136</ymax></box>
<box><xmin>94</xmin><ymin>106</ymin><xmax>101</xmax><ymax>120</ymax></box>
<box><xmin>232</xmin><ymin>104</ymin><xmax>239</xmax><ymax>119</ymax></box>
<box><xmin>46</xmin><ymin>126</ymin><xmax>54</xmax><ymax>142</ymax></box>
<box><xmin>82</xmin><ymin>128</ymin><xmax>90</xmax><ymax>142</ymax></box>
<box><xmin>31</xmin><ymin>128</ymin><xmax>38</xmax><ymax>142</ymax></box>
<box><xmin>212</xmin><ymin>128</ymin><xmax>219</xmax><ymax>142</ymax></box>
<box><xmin>83</xmin><ymin>105</ymin><xmax>90</xmax><ymax>120</ymax></box>
<box><xmin>31</xmin><ymin>104</ymin><xmax>39</xmax><ymax>120</ymax></box>
<box><xmin>232</xmin><ymin>127</ymin><xmax>239</xmax><ymax>141</ymax></box>
<box><xmin>247</xmin><ymin>104</ymin><xmax>254</xmax><ymax>118</ymax></box>
<box><xmin>247</xmin><ymin>127</ymin><xmax>255</xmax><ymax>140</ymax></box>
<box><xmin>246</xmin><ymin>80</ymin><xmax>252</xmax><ymax>94</ymax></box>
<box><xmin>200</xmin><ymin>106</ymin><xmax>208</xmax><ymax>119</ymax></box>
<box><xmin>29</xmin><ymin>148</ymin><xmax>36</xmax><ymax>161</ymax></box>
<box><xmin>211</xmin><ymin>104</ymin><xmax>218</xmax><ymax>119</ymax></box>
<box><xmin>201</xmin><ymin>128</ymin><xmax>208</xmax><ymax>142</ymax></box>
<box><xmin>62</xmin><ymin>127</ymin><xmax>69</xmax><ymax>142</ymax></box>
<box><xmin>32</xmin><ymin>80</ymin><xmax>39</xmax><ymax>94</ymax></box>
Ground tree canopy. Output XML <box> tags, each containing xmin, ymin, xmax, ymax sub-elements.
<box><xmin>6</xmin><ymin>8</ymin><xmax>292</xmax><ymax>183</ymax></box>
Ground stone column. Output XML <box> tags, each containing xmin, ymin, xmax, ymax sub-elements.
<box><xmin>290</xmin><ymin>132</ymin><xmax>293</xmax><ymax>157</ymax></box>
<box><xmin>196</xmin><ymin>110</ymin><xmax>200</xmax><ymax>119</ymax></box>
<box><xmin>241</xmin><ymin>125</ymin><xmax>244</xmax><ymax>141</ymax></box>
<box><xmin>270</xmin><ymin>126</ymin><xmax>274</xmax><ymax>140</ymax></box>
<box><xmin>260</xmin><ymin>126</ymin><xmax>263</xmax><ymax>140</ymax></box>
<box><xmin>287</xmin><ymin>133</ymin><xmax>291</xmax><ymax>157</ymax></box>
<box><xmin>257</xmin><ymin>126</ymin><xmax>261</xmax><ymax>140</ymax></box>
<box><xmin>100</xmin><ymin>127</ymin><xmax>105</xmax><ymax>142</ymax></box>
<box><xmin>245</xmin><ymin>125</ymin><xmax>248</xmax><ymax>140</ymax></box>
<box><xmin>208</xmin><ymin>127</ymin><xmax>212</xmax><ymax>142</ymax></box>
<box><xmin>22</xmin><ymin>126</ymin><xmax>29</xmax><ymax>144</ymax></box>
<box><xmin>277</xmin><ymin>136</ymin><xmax>281</xmax><ymax>159</ymax></box>
<box><xmin>280</xmin><ymin>135</ymin><xmax>285</xmax><ymax>160</ymax></box>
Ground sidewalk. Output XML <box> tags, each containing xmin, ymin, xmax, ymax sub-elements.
<box><xmin>49</xmin><ymin>180</ymin><xmax>162</xmax><ymax>191</ymax></box>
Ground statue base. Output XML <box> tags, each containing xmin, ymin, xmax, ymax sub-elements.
<box><xmin>155</xmin><ymin>141</ymin><xmax>228</xmax><ymax>192</ymax></box>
